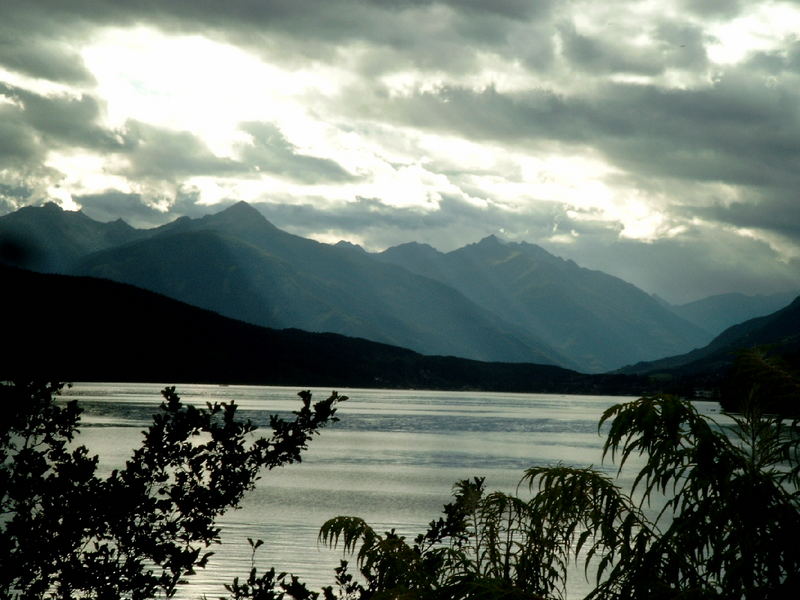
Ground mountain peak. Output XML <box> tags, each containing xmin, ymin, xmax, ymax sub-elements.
<box><xmin>13</xmin><ymin>201</ymin><xmax>65</xmax><ymax>218</ymax></box>
<box><xmin>220</xmin><ymin>201</ymin><xmax>265</xmax><ymax>219</ymax></box>
<box><xmin>392</xmin><ymin>241</ymin><xmax>439</xmax><ymax>252</ymax></box>
<box><xmin>205</xmin><ymin>201</ymin><xmax>277</xmax><ymax>229</ymax></box>
<box><xmin>478</xmin><ymin>234</ymin><xmax>504</xmax><ymax>246</ymax></box>
<box><xmin>335</xmin><ymin>240</ymin><xmax>366</xmax><ymax>253</ymax></box>
<box><xmin>106</xmin><ymin>217</ymin><xmax>135</xmax><ymax>233</ymax></box>
<box><xmin>457</xmin><ymin>234</ymin><xmax>510</xmax><ymax>258</ymax></box>
<box><xmin>11</xmin><ymin>201</ymin><xmax>98</xmax><ymax>227</ymax></box>
<box><xmin>380</xmin><ymin>241</ymin><xmax>442</xmax><ymax>261</ymax></box>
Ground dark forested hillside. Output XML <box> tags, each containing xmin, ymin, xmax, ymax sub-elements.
<box><xmin>620</xmin><ymin>295</ymin><xmax>800</xmax><ymax>388</ymax></box>
<box><xmin>0</xmin><ymin>265</ymin><xmax>645</xmax><ymax>394</ymax></box>
<box><xmin>0</xmin><ymin>202</ymin><xmax>147</xmax><ymax>272</ymax></box>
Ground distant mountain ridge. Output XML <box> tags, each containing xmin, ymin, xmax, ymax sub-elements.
<box><xmin>620</xmin><ymin>295</ymin><xmax>800</xmax><ymax>377</ymax></box>
<box><xmin>0</xmin><ymin>202</ymin><xmax>146</xmax><ymax>272</ymax></box>
<box><xmin>2</xmin><ymin>201</ymin><xmax>712</xmax><ymax>372</ymax></box>
<box><xmin>378</xmin><ymin>235</ymin><xmax>708</xmax><ymax>372</ymax></box>
<box><xmin>0</xmin><ymin>265</ymin><xmax>646</xmax><ymax>394</ymax></box>
<box><xmin>668</xmin><ymin>291</ymin><xmax>799</xmax><ymax>337</ymax></box>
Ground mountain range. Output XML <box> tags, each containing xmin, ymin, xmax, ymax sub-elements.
<box><xmin>377</xmin><ymin>238</ymin><xmax>708</xmax><ymax>372</ymax></box>
<box><xmin>1</xmin><ymin>202</ymin><xmax>796</xmax><ymax>374</ymax></box>
<box><xmin>3</xmin><ymin>261</ymin><xmax>796</xmax><ymax>401</ymax></box>
<box><xmin>0</xmin><ymin>264</ymin><xmax>644</xmax><ymax>394</ymax></box>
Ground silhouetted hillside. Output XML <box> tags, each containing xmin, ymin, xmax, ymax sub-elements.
<box><xmin>619</xmin><ymin>296</ymin><xmax>800</xmax><ymax>393</ymax></box>
<box><xmin>0</xmin><ymin>266</ymin><xmax>645</xmax><ymax>394</ymax></box>
<box><xmin>0</xmin><ymin>202</ymin><xmax>145</xmax><ymax>272</ymax></box>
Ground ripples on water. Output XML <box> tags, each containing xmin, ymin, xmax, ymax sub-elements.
<box><xmin>61</xmin><ymin>383</ymin><xmax>722</xmax><ymax>599</ymax></box>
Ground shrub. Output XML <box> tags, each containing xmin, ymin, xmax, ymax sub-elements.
<box><xmin>319</xmin><ymin>395</ymin><xmax>800</xmax><ymax>599</ymax></box>
<box><xmin>0</xmin><ymin>381</ymin><xmax>344</xmax><ymax>599</ymax></box>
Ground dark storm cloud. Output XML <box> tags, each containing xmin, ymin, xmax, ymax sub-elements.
<box><xmin>0</xmin><ymin>0</ymin><xmax>769</xmax><ymax>90</ymax></box>
<box><xmin>103</xmin><ymin>120</ymin><xmax>357</xmax><ymax>184</ymax></box>
<box><xmin>348</xmin><ymin>74</ymin><xmax>799</xmax><ymax>184</ymax></box>
<box><xmin>0</xmin><ymin>83</ymin><xmax>125</xmax><ymax>153</ymax></box>
<box><xmin>688</xmin><ymin>198</ymin><xmax>800</xmax><ymax>240</ymax></box>
<box><xmin>346</xmin><ymin>83</ymin><xmax>584</xmax><ymax>144</ymax></box>
<box><xmin>0</xmin><ymin>181</ymin><xmax>36</xmax><ymax>215</ymax></box>
<box><xmin>0</xmin><ymin>81</ymin><xmax>353</xmax><ymax>185</ymax></box>
<box><xmin>558</xmin><ymin>22</ymin><xmax>665</xmax><ymax>76</ymax></box>
<box><xmin>0</xmin><ymin>183</ymin><xmax>32</xmax><ymax>201</ymax></box>
<box><xmin>546</xmin><ymin>228</ymin><xmax>800</xmax><ymax>305</ymax></box>
<box><xmin>238</xmin><ymin>122</ymin><xmax>356</xmax><ymax>183</ymax></box>
<box><xmin>340</xmin><ymin>63</ymin><xmax>800</xmax><ymax>245</ymax></box>
<box><xmin>0</xmin><ymin>38</ymin><xmax>95</xmax><ymax>84</ymax></box>
<box><xmin>597</xmin><ymin>78</ymin><xmax>800</xmax><ymax>182</ymax></box>
<box><xmin>678</xmin><ymin>0</ymin><xmax>747</xmax><ymax>19</ymax></box>
<box><xmin>0</xmin><ymin>89</ymin><xmax>96</xmax><ymax>208</ymax></box>
<box><xmin>558</xmin><ymin>19</ymin><xmax>711</xmax><ymax>76</ymax></box>
<box><xmin>147</xmin><ymin>0</ymin><xmax>554</xmax><ymax>44</ymax></box>
<box><xmin>653</xmin><ymin>20</ymin><xmax>710</xmax><ymax>65</ymax></box>
<box><xmin>0</xmin><ymin>81</ymin><xmax>250</xmax><ymax>198</ymax></box>
<box><xmin>120</xmin><ymin>122</ymin><xmax>244</xmax><ymax>180</ymax></box>
<box><xmin>1</xmin><ymin>0</ymin><xmax>550</xmax><ymax>29</ymax></box>
<box><xmin>0</xmin><ymin>0</ymin><xmax>555</xmax><ymax>79</ymax></box>
<box><xmin>371</xmin><ymin>0</ymin><xmax>552</xmax><ymax>20</ymax></box>
<box><xmin>0</xmin><ymin>195</ymin><xmax>19</xmax><ymax>214</ymax></box>
<box><xmin>1</xmin><ymin>0</ymin><xmax>798</xmax><ymax>301</ymax></box>
<box><xmin>747</xmin><ymin>44</ymin><xmax>800</xmax><ymax>75</ymax></box>
<box><xmin>0</xmin><ymin>105</ymin><xmax>43</xmax><ymax>167</ymax></box>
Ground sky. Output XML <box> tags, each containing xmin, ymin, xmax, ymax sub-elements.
<box><xmin>0</xmin><ymin>1</ymin><xmax>799</xmax><ymax>304</ymax></box>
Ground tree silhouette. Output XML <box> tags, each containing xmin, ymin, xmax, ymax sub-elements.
<box><xmin>0</xmin><ymin>381</ymin><xmax>344</xmax><ymax>599</ymax></box>
<box><xmin>318</xmin><ymin>395</ymin><xmax>800</xmax><ymax>599</ymax></box>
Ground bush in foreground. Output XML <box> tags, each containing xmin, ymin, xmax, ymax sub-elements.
<box><xmin>0</xmin><ymin>381</ymin><xmax>343</xmax><ymax>599</ymax></box>
<box><xmin>318</xmin><ymin>395</ymin><xmax>800</xmax><ymax>599</ymax></box>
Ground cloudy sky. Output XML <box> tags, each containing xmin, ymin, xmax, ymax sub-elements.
<box><xmin>1</xmin><ymin>0</ymin><xmax>799</xmax><ymax>303</ymax></box>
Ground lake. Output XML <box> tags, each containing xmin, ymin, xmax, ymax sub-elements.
<box><xmin>61</xmin><ymin>382</ymin><xmax>723</xmax><ymax>599</ymax></box>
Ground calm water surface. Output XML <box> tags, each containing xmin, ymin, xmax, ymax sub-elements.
<box><xmin>62</xmin><ymin>383</ymin><xmax>723</xmax><ymax>599</ymax></box>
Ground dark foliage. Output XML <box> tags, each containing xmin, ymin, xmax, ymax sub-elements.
<box><xmin>0</xmin><ymin>381</ymin><xmax>344</xmax><ymax>599</ymax></box>
<box><xmin>317</xmin><ymin>395</ymin><xmax>800</xmax><ymax>599</ymax></box>
<box><xmin>620</xmin><ymin>296</ymin><xmax>800</xmax><ymax>401</ymax></box>
<box><xmin>720</xmin><ymin>348</ymin><xmax>800</xmax><ymax>415</ymax></box>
